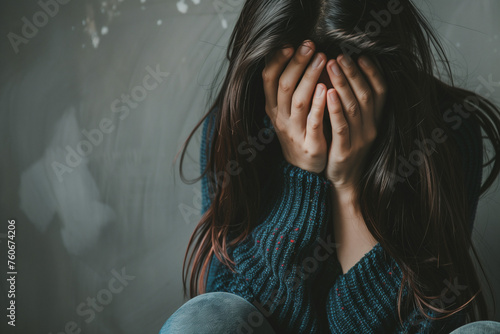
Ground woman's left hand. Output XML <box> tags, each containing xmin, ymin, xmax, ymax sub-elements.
<box><xmin>324</xmin><ymin>54</ymin><xmax>387</xmax><ymax>193</ymax></box>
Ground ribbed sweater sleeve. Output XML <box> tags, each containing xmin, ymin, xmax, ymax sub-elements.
<box><xmin>326</xmin><ymin>243</ymin><xmax>404</xmax><ymax>333</ymax></box>
<box><xmin>326</xmin><ymin>244</ymin><xmax>466</xmax><ymax>334</ymax></box>
<box><xmin>211</xmin><ymin>159</ymin><xmax>333</xmax><ymax>333</ymax></box>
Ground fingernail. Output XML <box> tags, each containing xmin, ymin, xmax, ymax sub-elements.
<box><xmin>339</xmin><ymin>55</ymin><xmax>353</xmax><ymax>67</ymax></box>
<box><xmin>282</xmin><ymin>47</ymin><xmax>292</xmax><ymax>57</ymax></box>
<box><xmin>312</xmin><ymin>54</ymin><xmax>324</xmax><ymax>68</ymax></box>
<box><xmin>300</xmin><ymin>43</ymin><xmax>312</xmax><ymax>56</ymax></box>
<box><xmin>329</xmin><ymin>90</ymin><xmax>336</xmax><ymax>102</ymax></box>
<box><xmin>316</xmin><ymin>85</ymin><xmax>324</xmax><ymax>97</ymax></box>
<box><xmin>359</xmin><ymin>56</ymin><xmax>369</xmax><ymax>67</ymax></box>
<box><xmin>331</xmin><ymin>61</ymin><xmax>341</xmax><ymax>76</ymax></box>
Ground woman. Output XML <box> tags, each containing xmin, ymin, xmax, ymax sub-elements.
<box><xmin>165</xmin><ymin>0</ymin><xmax>500</xmax><ymax>332</ymax></box>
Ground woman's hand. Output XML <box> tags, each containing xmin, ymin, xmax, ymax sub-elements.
<box><xmin>262</xmin><ymin>40</ymin><xmax>328</xmax><ymax>174</ymax></box>
<box><xmin>324</xmin><ymin>54</ymin><xmax>387</xmax><ymax>192</ymax></box>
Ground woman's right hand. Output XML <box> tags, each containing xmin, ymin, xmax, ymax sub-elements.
<box><xmin>262</xmin><ymin>40</ymin><xmax>328</xmax><ymax>174</ymax></box>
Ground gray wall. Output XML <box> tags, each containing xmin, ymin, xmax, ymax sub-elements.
<box><xmin>0</xmin><ymin>0</ymin><xmax>498</xmax><ymax>333</ymax></box>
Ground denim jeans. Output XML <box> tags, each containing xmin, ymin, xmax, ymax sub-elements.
<box><xmin>160</xmin><ymin>292</ymin><xmax>500</xmax><ymax>334</ymax></box>
<box><xmin>159</xmin><ymin>292</ymin><xmax>276</xmax><ymax>334</ymax></box>
<box><xmin>449</xmin><ymin>321</ymin><xmax>500</xmax><ymax>334</ymax></box>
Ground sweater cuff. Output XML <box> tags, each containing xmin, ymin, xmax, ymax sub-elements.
<box><xmin>252</xmin><ymin>158</ymin><xmax>332</xmax><ymax>255</ymax></box>
<box><xmin>232</xmin><ymin>158</ymin><xmax>333</xmax><ymax>269</ymax></box>
<box><xmin>327</xmin><ymin>243</ymin><xmax>404</xmax><ymax>333</ymax></box>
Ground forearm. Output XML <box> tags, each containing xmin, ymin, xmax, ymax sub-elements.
<box><xmin>331</xmin><ymin>188</ymin><xmax>378</xmax><ymax>274</ymax></box>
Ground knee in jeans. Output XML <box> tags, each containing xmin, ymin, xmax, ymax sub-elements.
<box><xmin>160</xmin><ymin>292</ymin><xmax>272</xmax><ymax>334</ymax></box>
<box><xmin>198</xmin><ymin>292</ymin><xmax>266</xmax><ymax>330</ymax></box>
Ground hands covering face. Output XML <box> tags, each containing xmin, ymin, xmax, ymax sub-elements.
<box><xmin>262</xmin><ymin>40</ymin><xmax>387</xmax><ymax>190</ymax></box>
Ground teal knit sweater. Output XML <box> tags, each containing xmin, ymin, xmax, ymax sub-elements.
<box><xmin>199</xmin><ymin>108</ymin><xmax>482</xmax><ymax>333</ymax></box>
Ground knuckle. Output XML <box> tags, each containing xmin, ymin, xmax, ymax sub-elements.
<box><xmin>308</xmin><ymin>120</ymin><xmax>321</xmax><ymax>131</ymax></box>
<box><xmin>335</xmin><ymin>79</ymin><xmax>348</xmax><ymax>88</ymax></box>
<box><xmin>346</xmin><ymin>68</ymin><xmax>359</xmax><ymax>79</ymax></box>
<box><xmin>335</xmin><ymin>123</ymin><xmax>349</xmax><ymax>136</ymax></box>
<box><xmin>359</xmin><ymin>89</ymin><xmax>372</xmax><ymax>103</ymax></box>
<box><xmin>309</xmin><ymin>150</ymin><xmax>322</xmax><ymax>159</ymax></box>
<box><xmin>335</xmin><ymin>153</ymin><xmax>348</xmax><ymax>163</ymax></box>
<box><xmin>292</xmin><ymin>96</ymin><xmax>305</xmax><ymax>110</ymax></box>
<box><xmin>279</xmin><ymin>79</ymin><xmax>292</xmax><ymax>93</ymax></box>
<box><xmin>304</xmin><ymin>145</ymin><xmax>321</xmax><ymax>157</ymax></box>
<box><xmin>347</xmin><ymin>102</ymin><xmax>359</xmax><ymax>116</ymax></box>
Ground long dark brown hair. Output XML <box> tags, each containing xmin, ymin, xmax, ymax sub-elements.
<box><xmin>176</xmin><ymin>0</ymin><xmax>500</xmax><ymax>327</ymax></box>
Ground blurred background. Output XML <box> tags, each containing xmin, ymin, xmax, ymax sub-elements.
<box><xmin>0</xmin><ymin>0</ymin><xmax>499</xmax><ymax>333</ymax></box>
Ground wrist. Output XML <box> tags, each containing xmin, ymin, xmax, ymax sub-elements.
<box><xmin>331</xmin><ymin>186</ymin><xmax>377</xmax><ymax>273</ymax></box>
<box><xmin>331</xmin><ymin>185</ymin><xmax>359</xmax><ymax>209</ymax></box>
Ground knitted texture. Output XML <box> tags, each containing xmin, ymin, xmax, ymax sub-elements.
<box><xmin>199</xmin><ymin>107</ymin><xmax>483</xmax><ymax>333</ymax></box>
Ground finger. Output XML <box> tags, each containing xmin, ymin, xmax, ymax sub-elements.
<box><xmin>337</xmin><ymin>54</ymin><xmax>374</xmax><ymax>126</ymax></box>
<box><xmin>277</xmin><ymin>40</ymin><xmax>315</xmax><ymax>118</ymax></box>
<box><xmin>306</xmin><ymin>84</ymin><xmax>326</xmax><ymax>142</ymax></box>
<box><xmin>357</xmin><ymin>55</ymin><xmax>387</xmax><ymax>127</ymax></box>
<box><xmin>326</xmin><ymin>58</ymin><xmax>362</xmax><ymax>138</ymax></box>
<box><xmin>327</xmin><ymin>88</ymin><xmax>350</xmax><ymax>155</ymax></box>
<box><xmin>262</xmin><ymin>46</ymin><xmax>294</xmax><ymax>119</ymax></box>
<box><xmin>291</xmin><ymin>52</ymin><xmax>326</xmax><ymax>132</ymax></box>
